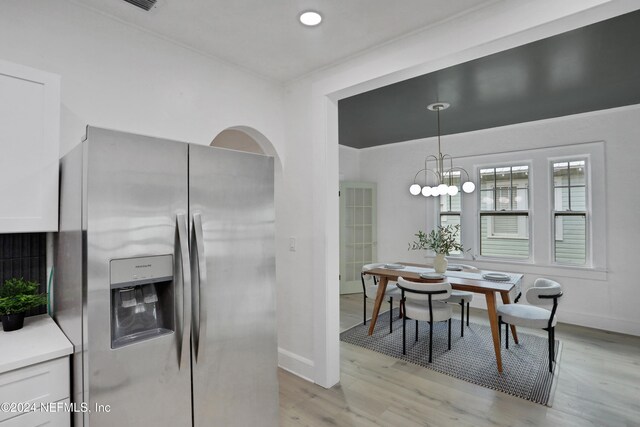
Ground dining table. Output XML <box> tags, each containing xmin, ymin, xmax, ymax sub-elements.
<box><xmin>363</xmin><ymin>262</ymin><xmax>523</xmax><ymax>373</ymax></box>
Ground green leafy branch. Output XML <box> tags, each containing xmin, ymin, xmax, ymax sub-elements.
<box><xmin>408</xmin><ymin>224</ymin><xmax>466</xmax><ymax>256</ymax></box>
<box><xmin>0</xmin><ymin>277</ymin><xmax>47</xmax><ymax>316</ymax></box>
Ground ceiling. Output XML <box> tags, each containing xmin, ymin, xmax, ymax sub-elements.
<box><xmin>338</xmin><ymin>9</ymin><xmax>640</xmax><ymax>149</ymax></box>
<box><xmin>71</xmin><ymin>0</ymin><xmax>497</xmax><ymax>82</ymax></box>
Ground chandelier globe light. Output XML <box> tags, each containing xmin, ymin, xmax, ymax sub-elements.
<box><xmin>408</xmin><ymin>102</ymin><xmax>475</xmax><ymax>198</ymax></box>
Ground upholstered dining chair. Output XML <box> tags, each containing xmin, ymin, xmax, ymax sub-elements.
<box><xmin>497</xmin><ymin>278</ymin><xmax>563</xmax><ymax>372</ymax></box>
<box><xmin>446</xmin><ymin>290</ymin><xmax>473</xmax><ymax>337</ymax></box>
<box><xmin>361</xmin><ymin>263</ymin><xmax>401</xmax><ymax>334</ymax></box>
<box><xmin>397</xmin><ymin>277</ymin><xmax>453</xmax><ymax>363</ymax></box>
<box><xmin>445</xmin><ymin>264</ymin><xmax>477</xmax><ymax>337</ymax></box>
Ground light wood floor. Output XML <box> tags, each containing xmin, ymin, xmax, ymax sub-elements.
<box><xmin>278</xmin><ymin>294</ymin><xmax>640</xmax><ymax>426</ymax></box>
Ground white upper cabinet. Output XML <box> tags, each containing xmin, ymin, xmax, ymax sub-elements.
<box><xmin>0</xmin><ymin>59</ymin><xmax>60</xmax><ymax>232</ymax></box>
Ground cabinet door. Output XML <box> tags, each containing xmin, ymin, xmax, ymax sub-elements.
<box><xmin>0</xmin><ymin>357</ymin><xmax>69</xmax><ymax>424</ymax></box>
<box><xmin>339</xmin><ymin>181</ymin><xmax>377</xmax><ymax>294</ymax></box>
<box><xmin>0</xmin><ymin>59</ymin><xmax>60</xmax><ymax>232</ymax></box>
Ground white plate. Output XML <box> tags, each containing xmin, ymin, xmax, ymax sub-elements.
<box><xmin>384</xmin><ymin>263</ymin><xmax>404</xmax><ymax>270</ymax></box>
<box><xmin>446</xmin><ymin>264</ymin><xmax>463</xmax><ymax>271</ymax></box>
<box><xmin>420</xmin><ymin>272</ymin><xmax>445</xmax><ymax>280</ymax></box>
<box><xmin>482</xmin><ymin>273</ymin><xmax>510</xmax><ymax>281</ymax></box>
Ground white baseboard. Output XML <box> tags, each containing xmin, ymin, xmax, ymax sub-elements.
<box><xmin>559</xmin><ymin>310</ymin><xmax>640</xmax><ymax>337</ymax></box>
<box><xmin>278</xmin><ymin>347</ymin><xmax>315</xmax><ymax>382</ymax></box>
<box><xmin>469</xmin><ymin>300</ymin><xmax>640</xmax><ymax>337</ymax></box>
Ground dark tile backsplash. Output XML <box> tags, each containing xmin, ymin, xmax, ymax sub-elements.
<box><xmin>0</xmin><ymin>233</ymin><xmax>47</xmax><ymax>317</ymax></box>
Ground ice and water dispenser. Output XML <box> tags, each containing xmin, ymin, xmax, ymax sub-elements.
<box><xmin>110</xmin><ymin>255</ymin><xmax>174</xmax><ymax>348</ymax></box>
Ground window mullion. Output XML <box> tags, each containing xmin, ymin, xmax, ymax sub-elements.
<box><xmin>493</xmin><ymin>170</ymin><xmax>497</xmax><ymax>211</ymax></box>
<box><xmin>567</xmin><ymin>163</ymin><xmax>572</xmax><ymax>211</ymax></box>
<box><xmin>509</xmin><ymin>166</ymin><xmax>513</xmax><ymax>211</ymax></box>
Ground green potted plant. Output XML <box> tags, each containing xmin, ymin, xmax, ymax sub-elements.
<box><xmin>408</xmin><ymin>224</ymin><xmax>466</xmax><ymax>273</ymax></box>
<box><xmin>0</xmin><ymin>278</ymin><xmax>47</xmax><ymax>332</ymax></box>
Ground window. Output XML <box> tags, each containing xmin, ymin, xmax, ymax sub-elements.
<box><xmin>553</xmin><ymin>160</ymin><xmax>587</xmax><ymax>265</ymax></box>
<box><xmin>439</xmin><ymin>171</ymin><xmax>461</xmax><ymax>254</ymax></box>
<box><xmin>479</xmin><ymin>165</ymin><xmax>530</xmax><ymax>259</ymax></box>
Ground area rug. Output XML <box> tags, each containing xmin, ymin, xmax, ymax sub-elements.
<box><xmin>340</xmin><ymin>308</ymin><xmax>561</xmax><ymax>406</ymax></box>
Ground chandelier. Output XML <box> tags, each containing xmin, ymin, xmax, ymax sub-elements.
<box><xmin>409</xmin><ymin>102</ymin><xmax>475</xmax><ymax>197</ymax></box>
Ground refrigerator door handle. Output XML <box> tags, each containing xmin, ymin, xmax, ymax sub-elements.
<box><xmin>192</xmin><ymin>212</ymin><xmax>207</xmax><ymax>363</ymax></box>
<box><xmin>176</xmin><ymin>212</ymin><xmax>192</xmax><ymax>370</ymax></box>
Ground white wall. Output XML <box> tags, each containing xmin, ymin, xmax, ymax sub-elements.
<box><xmin>339</xmin><ymin>145</ymin><xmax>360</xmax><ymax>181</ymax></box>
<box><xmin>357</xmin><ymin>105</ymin><xmax>640</xmax><ymax>336</ymax></box>
<box><xmin>0</xmin><ymin>0</ymin><xmax>309</xmax><ymax>377</ymax></box>
<box><xmin>0</xmin><ymin>0</ymin><xmax>285</xmax><ymax>156</ymax></box>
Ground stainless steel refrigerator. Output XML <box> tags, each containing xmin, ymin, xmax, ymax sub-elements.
<box><xmin>53</xmin><ymin>127</ymin><xmax>278</xmax><ymax>426</ymax></box>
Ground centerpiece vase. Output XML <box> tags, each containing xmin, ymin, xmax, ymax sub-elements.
<box><xmin>433</xmin><ymin>253</ymin><xmax>448</xmax><ymax>274</ymax></box>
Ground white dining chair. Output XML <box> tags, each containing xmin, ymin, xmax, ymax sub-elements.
<box><xmin>445</xmin><ymin>264</ymin><xmax>477</xmax><ymax>336</ymax></box>
<box><xmin>397</xmin><ymin>277</ymin><xmax>453</xmax><ymax>363</ymax></box>
<box><xmin>446</xmin><ymin>290</ymin><xmax>473</xmax><ymax>337</ymax></box>
<box><xmin>498</xmin><ymin>278</ymin><xmax>563</xmax><ymax>372</ymax></box>
<box><xmin>361</xmin><ymin>263</ymin><xmax>401</xmax><ymax>334</ymax></box>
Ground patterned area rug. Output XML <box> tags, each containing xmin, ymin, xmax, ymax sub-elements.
<box><xmin>340</xmin><ymin>308</ymin><xmax>561</xmax><ymax>406</ymax></box>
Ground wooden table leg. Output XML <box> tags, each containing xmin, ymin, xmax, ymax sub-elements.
<box><xmin>367</xmin><ymin>276</ymin><xmax>388</xmax><ymax>336</ymax></box>
<box><xmin>485</xmin><ymin>291</ymin><xmax>503</xmax><ymax>373</ymax></box>
<box><xmin>500</xmin><ymin>291</ymin><xmax>519</xmax><ymax>344</ymax></box>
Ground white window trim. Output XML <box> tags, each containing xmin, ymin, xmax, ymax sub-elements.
<box><xmin>432</xmin><ymin>141</ymin><xmax>606</xmax><ymax>275</ymax></box>
<box><xmin>477</xmin><ymin>162</ymin><xmax>533</xmax><ymax>260</ymax></box>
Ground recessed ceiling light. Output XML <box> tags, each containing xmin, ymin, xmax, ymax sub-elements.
<box><xmin>299</xmin><ymin>11</ymin><xmax>322</xmax><ymax>27</ymax></box>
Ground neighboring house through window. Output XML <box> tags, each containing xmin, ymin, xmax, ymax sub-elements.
<box><xmin>479</xmin><ymin>165</ymin><xmax>530</xmax><ymax>259</ymax></box>
<box><xmin>553</xmin><ymin>160</ymin><xmax>587</xmax><ymax>265</ymax></box>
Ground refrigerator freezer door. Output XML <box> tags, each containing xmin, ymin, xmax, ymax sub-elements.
<box><xmin>84</xmin><ymin>127</ymin><xmax>192</xmax><ymax>426</ymax></box>
<box><xmin>189</xmin><ymin>145</ymin><xmax>278</xmax><ymax>427</ymax></box>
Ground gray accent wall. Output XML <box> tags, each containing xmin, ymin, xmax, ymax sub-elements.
<box><xmin>339</xmin><ymin>9</ymin><xmax>640</xmax><ymax>149</ymax></box>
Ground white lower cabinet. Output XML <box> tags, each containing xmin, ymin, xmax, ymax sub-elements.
<box><xmin>0</xmin><ymin>357</ymin><xmax>70</xmax><ymax>426</ymax></box>
<box><xmin>2</xmin><ymin>399</ymin><xmax>70</xmax><ymax>427</ymax></box>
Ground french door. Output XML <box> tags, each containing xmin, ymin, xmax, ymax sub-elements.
<box><xmin>339</xmin><ymin>181</ymin><xmax>377</xmax><ymax>294</ymax></box>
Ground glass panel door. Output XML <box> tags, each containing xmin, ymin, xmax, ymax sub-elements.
<box><xmin>339</xmin><ymin>181</ymin><xmax>377</xmax><ymax>294</ymax></box>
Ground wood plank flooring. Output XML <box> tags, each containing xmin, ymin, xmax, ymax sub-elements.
<box><xmin>279</xmin><ymin>294</ymin><xmax>640</xmax><ymax>426</ymax></box>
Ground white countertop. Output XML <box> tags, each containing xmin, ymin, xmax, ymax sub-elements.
<box><xmin>0</xmin><ymin>314</ymin><xmax>73</xmax><ymax>374</ymax></box>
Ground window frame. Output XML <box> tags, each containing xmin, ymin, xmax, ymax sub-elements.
<box><xmin>438</xmin><ymin>171</ymin><xmax>463</xmax><ymax>257</ymax></box>
<box><xmin>477</xmin><ymin>163</ymin><xmax>532</xmax><ymax>261</ymax></box>
<box><xmin>426</xmin><ymin>141</ymin><xmax>604</xmax><ymax>275</ymax></box>
<box><xmin>550</xmin><ymin>157</ymin><xmax>590</xmax><ymax>266</ymax></box>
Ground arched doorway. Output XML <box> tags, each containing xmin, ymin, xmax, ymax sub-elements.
<box><xmin>211</xmin><ymin>128</ymin><xmax>265</xmax><ymax>155</ymax></box>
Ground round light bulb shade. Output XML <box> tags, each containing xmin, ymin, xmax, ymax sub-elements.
<box><xmin>409</xmin><ymin>184</ymin><xmax>421</xmax><ymax>195</ymax></box>
<box><xmin>437</xmin><ymin>184</ymin><xmax>448</xmax><ymax>195</ymax></box>
<box><xmin>299</xmin><ymin>11</ymin><xmax>322</xmax><ymax>26</ymax></box>
<box><xmin>462</xmin><ymin>181</ymin><xmax>476</xmax><ymax>193</ymax></box>
<box><xmin>448</xmin><ymin>185</ymin><xmax>459</xmax><ymax>196</ymax></box>
<box><xmin>421</xmin><ymin>186</ymin><xmax>432</xmax><ymax>197</ymax></box>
